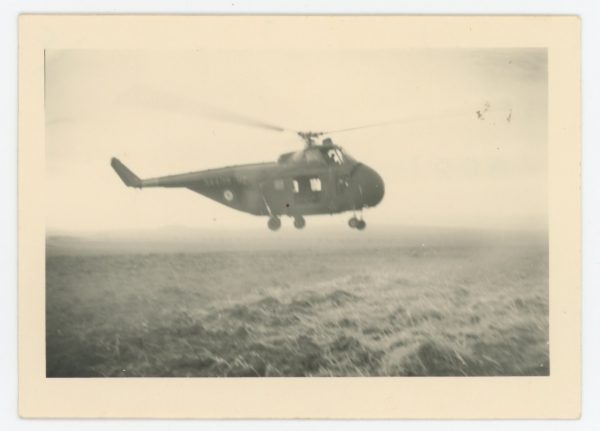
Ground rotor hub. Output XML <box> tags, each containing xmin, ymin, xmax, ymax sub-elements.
<box><xmin>297</xmin><ymin>131</ymin><xmax>324</xmax><ymax>147</ymax></box>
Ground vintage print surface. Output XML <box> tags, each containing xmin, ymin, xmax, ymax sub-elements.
<box><xmin>46</xmin><ymin>48</ymin><xmax>549</xmax><ymax>378</ymax></box>
<box><xmin>18</xmin><ymin>15</ymin><xmax>580</xmax><ymax>419</ymax></box>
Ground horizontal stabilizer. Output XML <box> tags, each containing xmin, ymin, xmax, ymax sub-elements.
<box><xmin>111</xmin><ymin>158</ymin><xmax>142</xmax><ymax>188</ymax></box>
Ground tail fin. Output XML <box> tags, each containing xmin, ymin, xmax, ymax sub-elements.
<box><xmin>111</xmin><ymin>158</ymin><xmax>142</xmax><ymax>188</ymax></box>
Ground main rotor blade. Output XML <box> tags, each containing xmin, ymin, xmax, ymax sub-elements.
<box><xmin>322</xmin><ymin>107</ymin><xmax>483</xmax><ymax>135</ymax></box>
<box><xmin>119</xmin><ymin>88</ymin><xmax>291</xmax><ymax>133</ymax></box>
<box><xmin>203</xmin><ymin>107</ymin><xmax>289</xmax><ymax>133</ymax></box>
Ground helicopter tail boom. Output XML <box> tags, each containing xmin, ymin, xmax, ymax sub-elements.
<box><xmin>111</xmin><ymin>158</ymin><xmax>143</xmax><ymax>188</ymax></box>
<box><xmin>111</xmin><ymin>157</ymin><xmax>241</xmax><ymax>189</ymax></box>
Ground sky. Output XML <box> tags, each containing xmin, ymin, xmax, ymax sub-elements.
<box><xmin>45</xmin><ymin>49</ymin><xmax>547</xmax><ymax>233</ymax></box>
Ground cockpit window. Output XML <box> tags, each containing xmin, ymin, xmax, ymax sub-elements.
<box><xmin>278</xmin><ymin>146</ymin><xmax>354</xmax><ymax>165</ymax></box>
<box><xmin>325</xmin><ymin>148</ymin><xmax>344</xmax><ymax>165</ymax></box>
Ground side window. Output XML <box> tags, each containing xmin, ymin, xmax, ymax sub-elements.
<box><xmin>292</xmin><ymin>176</ymin><xmax>322</xmax><ymax>204</ymax></box>
<box><xmin>274</xmin><ymin>179</ymin><xmax>285</xmax><ymax>191</ymax></box>
<box><xmin>310</xmin><ymin>178</ymin><xmax>322</xmax><ymax>192</ymax></box>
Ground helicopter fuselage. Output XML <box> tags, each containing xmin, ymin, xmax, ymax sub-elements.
<box><xmin>111</xmin><ymin>143</ymin><xmax>384</xmax><ymax>229</ymax></box>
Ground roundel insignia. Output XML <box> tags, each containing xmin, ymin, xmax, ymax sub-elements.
<box><xmin>223</xmin><ymin>189</ymin><xmax>234</xmax><ymax>202</ymax></box>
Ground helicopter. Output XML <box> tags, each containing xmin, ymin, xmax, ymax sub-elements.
<box><xmin>111</xmin><ymin>116</ymin><xmax>385</xmax><ymax>231</ymax></box>
<box><xmin>111</xmin><ymin>98</ymin><xmax>501</xmax><ymax>231</ymax></box>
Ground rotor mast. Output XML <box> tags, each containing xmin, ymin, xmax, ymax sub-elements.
<box><xmin>297</xmin><ymin>131</ymin><xmax>324</xmax><ymax>147</ymax></box>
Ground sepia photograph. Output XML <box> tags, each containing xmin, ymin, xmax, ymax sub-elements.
<box><xmin>45</xmin><ymin>47</ymin><xmax>549</xmax><ymax>378</ymax></box>
<box><xmin>17</xmin><ymin>15</ymin><xmax>581</xmax><ymax>419</ymax></box>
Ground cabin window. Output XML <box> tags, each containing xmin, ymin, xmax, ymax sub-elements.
<box><xmin>274</xmin><ymin>179</ymin><xmax>285</xmax><ymax>190</ymax></box>
<box><xmin>293</xmin><ymin>178</ymin><xmax>318</xmax><ymax>193</ymax></box>
<box><xmin>310</xmin><ymin>178</ymin><xmax>322</xmax><ymax>192</ymax></box>
<box><xmin>293</xmin><ymin>176</ymin><xmax>321</xmax><ymax>204</ymax></box>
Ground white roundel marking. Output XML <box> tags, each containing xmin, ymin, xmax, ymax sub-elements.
<box><xmin>223</xmin><ymin>189</ymin><xmax>234</xmax><ymax>201</ymax></box>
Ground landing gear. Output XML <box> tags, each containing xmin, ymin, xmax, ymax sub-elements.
<box><xmin>267</xmin><ymin>217</ymin><xmax>281</xmax><ymax>231</ymax></box>
<box><xmin>348</xmin><ymin>216</ymin><xmax>366</xmax><ymax>230</ymax></box>
<box><xmin>293</xmin><ymin>216</ymin><xmax>306</xmax><ymax>229</ymax></box>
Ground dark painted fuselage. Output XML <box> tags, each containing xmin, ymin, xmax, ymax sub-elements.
<box><xmin>112</xmin><ymin>143</ymin><xmax>384</xmax><ymax>218</ymax></box>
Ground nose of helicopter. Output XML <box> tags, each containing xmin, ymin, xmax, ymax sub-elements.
<box><xmin>353</xmin><ymin>164</ymin><xmax>385</xmax><ymax>207</ymax></box>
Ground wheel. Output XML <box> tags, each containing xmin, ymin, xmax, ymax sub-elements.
<box><xmin>348</xmin><ymin>217</ymin><xmax>359</xmax><ymax>228</ymax></box>
<box><xmin>267</xmin><ymin>217</ymin><xmax>281</xmax><ymax>231</ymax></box>
<box><xmin>293</xmin><ymin>216</ymin><xmax>306</xmax><ymax>229</ymax></box>
<box><xmin>356</xmin><ymin>220</ymin><xmax>366</xmax><ymax>230</ymax></box>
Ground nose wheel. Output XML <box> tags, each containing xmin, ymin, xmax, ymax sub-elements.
<box><xmin>267</xmin><ymin>216</ymin><xmax>281</xmax><ymax>231</ymax></box>
<box><xmin>348</xmin><ymin>217</ymin><xmax>366</xmax><ymax>230</ymax></box>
